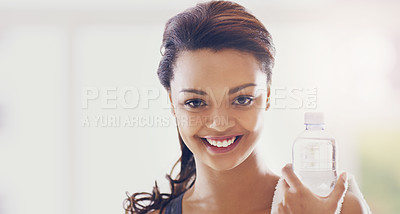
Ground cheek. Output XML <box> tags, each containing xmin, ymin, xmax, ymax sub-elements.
<box><xmin>236</xmin><ymin>107</ymin><xmax>264</xmax><ymax>133</ymax></box>
<box><xmin>241</xmin><ymin>94</ymin><xmax>267</xmax><ymax>132</ymax></box>
<box><xmin>175</xmin><ymin>112</ymin><xmax>207</xmax><ymax>155</ymax></box>
<box><xmin>174</xmin><ymin>109</ymin><xmax>206</xmax><ymax>139</ymax></box>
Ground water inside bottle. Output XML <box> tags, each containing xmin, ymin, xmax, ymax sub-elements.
<box><xmin>297</xmin><ymin>169</ymin><xmax>337</xmax><ymax>196</ymax></box>
<box><xmin>293</xmin><ymin>137</ymin><xmax>337</xmax><ymax>197</ymax></box>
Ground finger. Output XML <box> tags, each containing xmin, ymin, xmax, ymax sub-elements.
<box><xmin>281</xmin><ymin>163</ymin><xmax>302</xmax><ymax>189</ymax></box>
<box><xmin>277</xmin><ymin>203</ymin><xmax>285</xmax><ymax>213</ymax></box>
<box><xmin>281</xmin><ymin>179</ymin><xmax>291</xmax><ymax>206</ymax></box>
<box><xmin>276</xmin><ymin>202</ymin><xmax>290</xmax><ymax>214</ymax></box>
<box><xmin>281</xmin><ymin>178</ymin><xmax>290</xmax><ymax>192</ymax></box>
<box><xmin>329</xmin><ymin>172</ymin><xmax>348</xmax><ymax>203</ymax></box>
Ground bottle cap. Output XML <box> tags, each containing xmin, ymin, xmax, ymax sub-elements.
<box><xmin>304</xmin><ymin>112</ymin><xmax>324</xmax><ymax>124</ymax></box>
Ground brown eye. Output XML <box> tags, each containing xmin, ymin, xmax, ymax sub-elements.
<box><xmin>232</xmin><ymin>96</ymin><xmax>254</xmax><ymax>106</ymax></box>
<box><xmin>185</xmin><ymin>99</ymin><xmax>207</xmax><ymax>108</ymax></box>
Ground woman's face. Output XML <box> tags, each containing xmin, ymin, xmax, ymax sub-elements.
<box><xmin>169</xmin><ymin>48</ymin><xmax>270</xmax><ymax>171</ymax></box>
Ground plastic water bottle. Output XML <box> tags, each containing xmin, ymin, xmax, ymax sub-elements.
<box><xmin>292</xmin><ymin>112</ymin><xmax>337</xmax><ymax>197</ymax></box>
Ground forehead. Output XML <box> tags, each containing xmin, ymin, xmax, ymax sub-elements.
<box><xmin>171</xmin><ymin>49</ymin><xmax>266</xmax><ymax>92</ymax></box>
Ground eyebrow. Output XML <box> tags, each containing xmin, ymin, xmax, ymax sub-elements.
<box><xmin>179</xmin><ymin>83</ymin><xmax>257</xmax><ymax>95</ymax></box>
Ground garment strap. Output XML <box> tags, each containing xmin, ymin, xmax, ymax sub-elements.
<box><xmin>164</xmin><ymin>193</ymin><xmax>184</xmax><ymax>214</ymax></box>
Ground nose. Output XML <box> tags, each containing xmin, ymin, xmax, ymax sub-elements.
<box><xmin>205</xmin><ymin>107</ymin><xmax>235</xmax><ymax>132</ymax></box>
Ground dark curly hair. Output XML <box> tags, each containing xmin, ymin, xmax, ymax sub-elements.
<box><xmin>124</xmin><ymin>1</ymin><xmax>275</xmax><ymax>213</ymax></box>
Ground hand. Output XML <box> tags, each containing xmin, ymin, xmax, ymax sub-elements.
<box><xmin>271</xmin><ymin>163</ymin><xmax>348</xmax><ymax>214</ymax></box>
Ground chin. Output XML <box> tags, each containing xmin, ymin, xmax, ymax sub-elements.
<box><xmin>209</xmin><ymin>158</ymin><xmax>242</xmax><ymax>171</ymax></box>
<box><xmin>205</xmin><ymin>146</ymin><xmax>256</xmax><ymax>172</ymax></box>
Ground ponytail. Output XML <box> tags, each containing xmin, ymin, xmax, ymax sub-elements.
<box><xmin>123</xmin><ymin>128</ymin><xmax>196</xmax><ymax>214</ymax></box>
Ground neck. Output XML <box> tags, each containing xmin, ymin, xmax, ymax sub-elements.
<box><xmin>184</xmin><ymin>146</ymin><xmax>279</xmax><ymax>213</ymax></box>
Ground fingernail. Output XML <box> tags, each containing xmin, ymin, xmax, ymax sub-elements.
<box><xmin>341</xmin><ymin>172</ymin><xmax>347</xmax><ymax>182</ymax></box>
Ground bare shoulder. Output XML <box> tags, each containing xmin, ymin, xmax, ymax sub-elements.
<box><xmin>341</xmin><ymin>191</ymin><xmax>364</xmax><ymax>214</ymax></box>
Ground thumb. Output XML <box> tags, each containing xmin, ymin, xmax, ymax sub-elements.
<box><xmin>328</xmin><ymin>172</ymin><xmax>348</xmax><ymax>203</ymax></box>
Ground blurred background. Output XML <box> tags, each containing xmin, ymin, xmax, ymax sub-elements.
<box><xmin>0</xmin><ymin>0</ymin><xmax>399</xmax><ymax>213</ymax></box>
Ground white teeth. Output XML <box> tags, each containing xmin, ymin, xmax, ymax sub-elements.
<box><xmin>222</xmin><ymin>140</ymin><xmax>228</xmax><ymax>147</ymax></box>
<box><xmin>205</xmin><ymin>136</ymin><xmax>237</xmax><ymax>148</ymax></box>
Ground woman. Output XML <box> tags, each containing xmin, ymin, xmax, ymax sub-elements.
<box><xmin>124</xmin><ymin>1</ymin><xmax>364</xmax><ymax>213</ymax></box>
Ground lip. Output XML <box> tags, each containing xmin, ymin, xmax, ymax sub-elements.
<box><xmin>200</xmin><ymin>135</ymin><xmax>243</xmax><ymax>154</ymax></box>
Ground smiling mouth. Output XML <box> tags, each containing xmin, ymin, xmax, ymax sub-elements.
<box><xmin>201</xmin><ymin>135</ymin><xmax>242</xmax><ymax>148</ymax></box>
